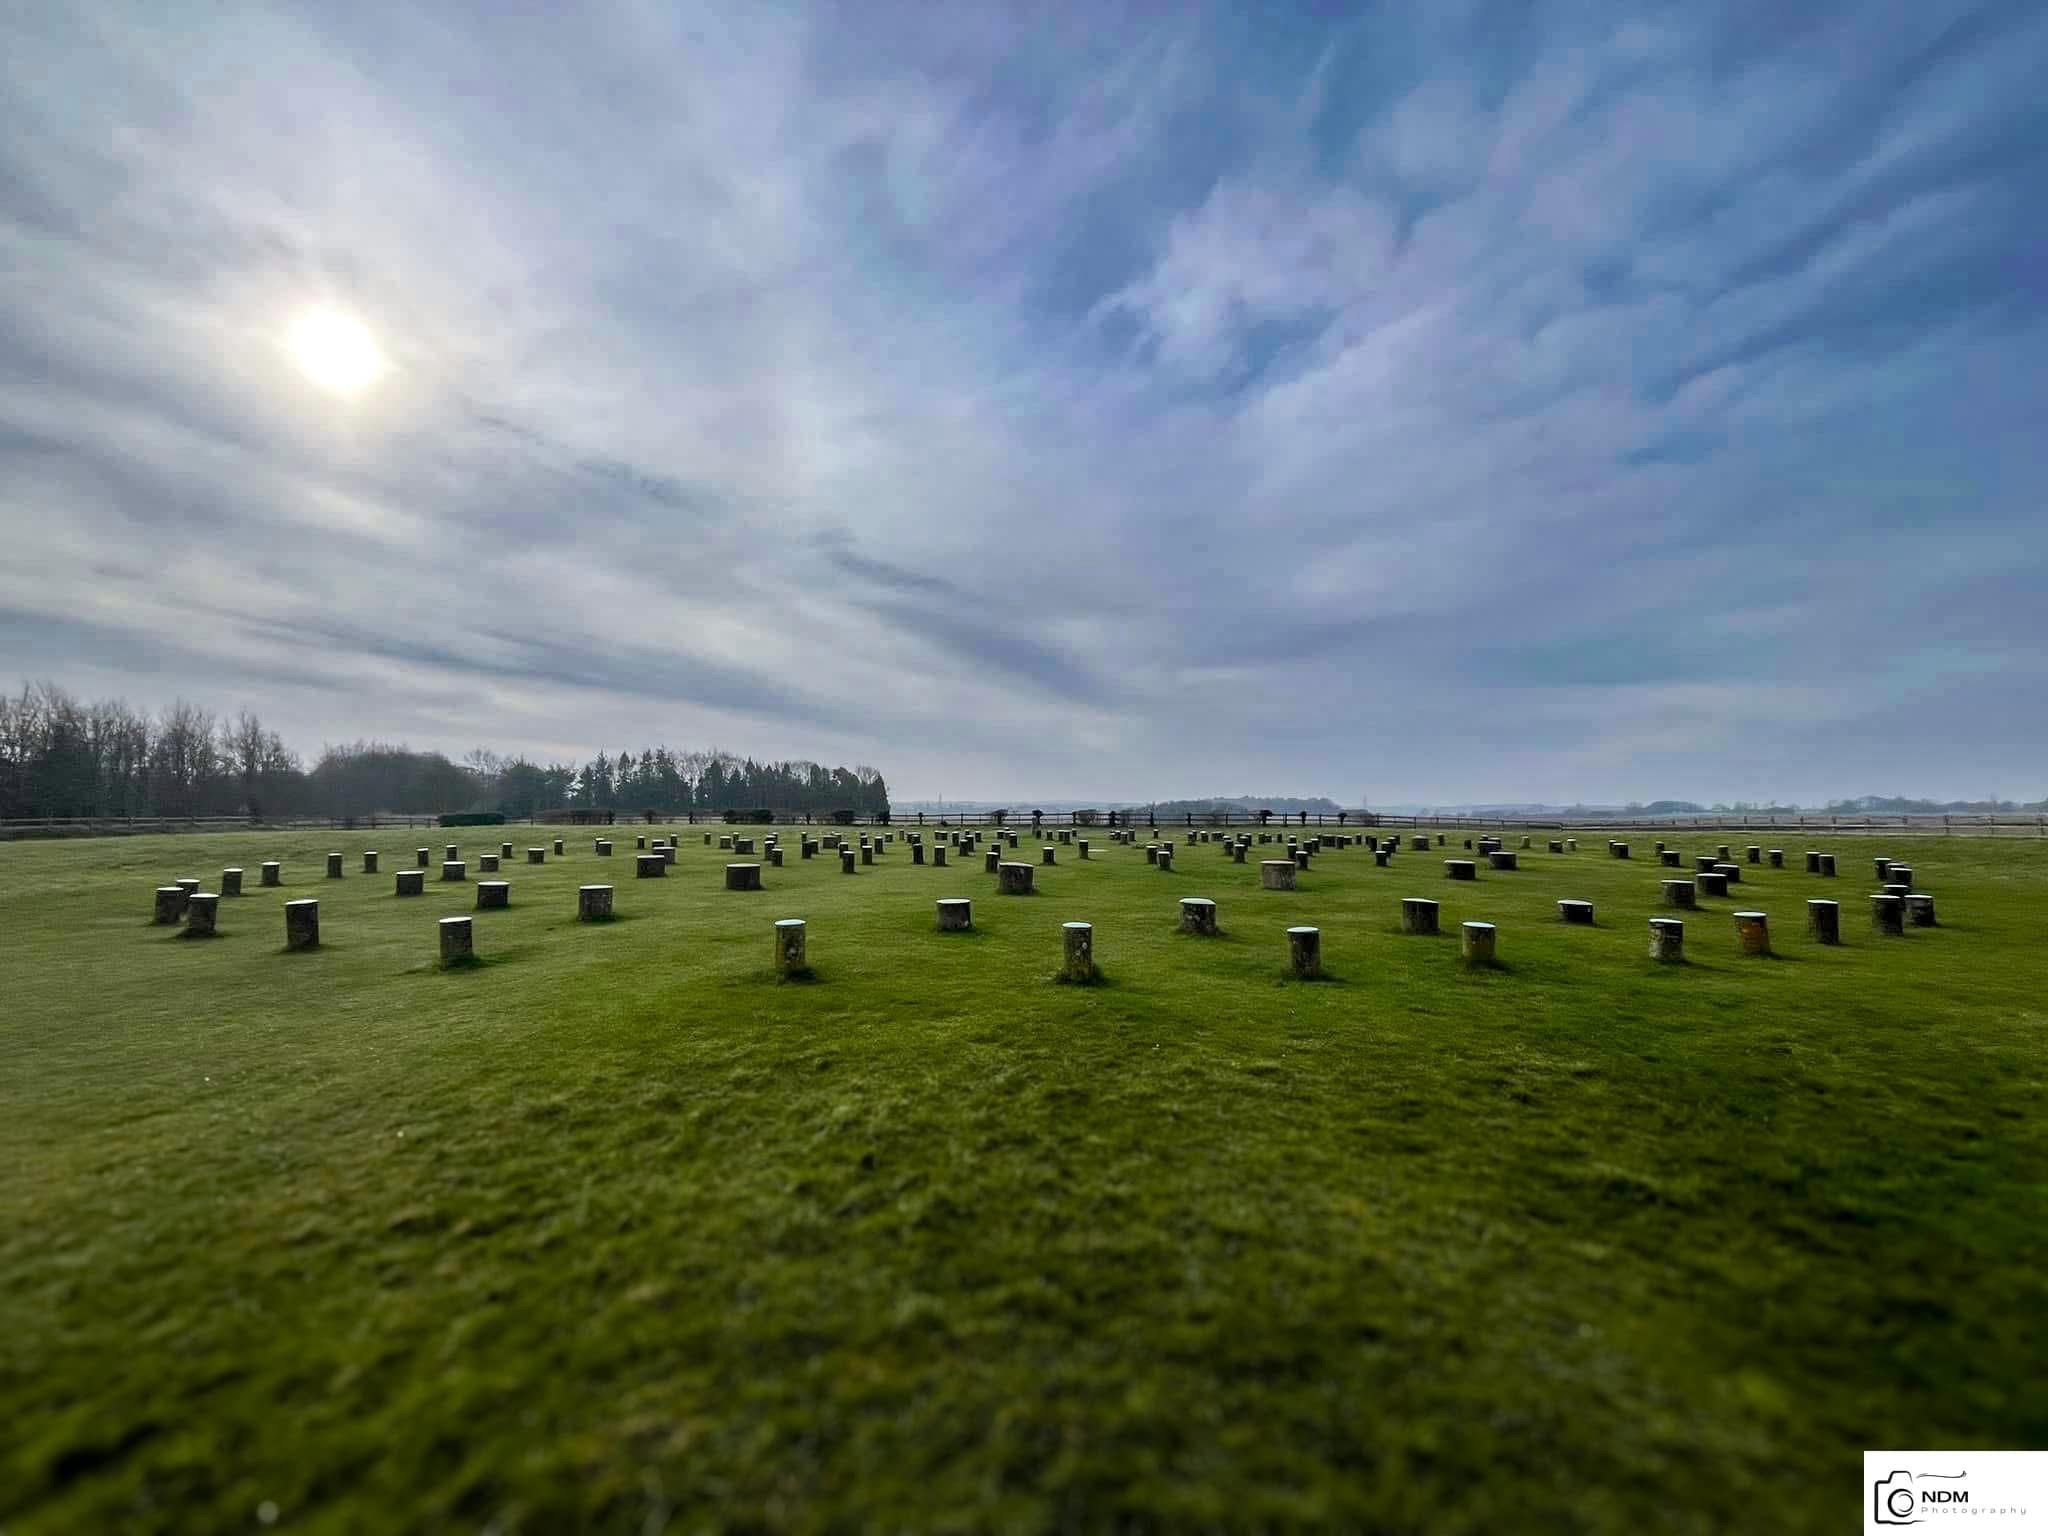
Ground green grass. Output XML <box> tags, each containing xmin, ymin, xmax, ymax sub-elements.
<box><xmin>2</xmin><ymin>827</ymin><xmax>2043</xmax><ymax>1533</ymax></box>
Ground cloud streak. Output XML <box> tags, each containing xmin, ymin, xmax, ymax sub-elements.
<box><xmin>1</xmin><ymin>0</ymin><xmax>2044</xmax><ymax>803</ymax></box>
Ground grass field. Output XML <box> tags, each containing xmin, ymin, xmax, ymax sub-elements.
<box><xmin>3</xmin><ymin>825</ymin><xmax>2043</xmax><ymax>1533</ymax></box>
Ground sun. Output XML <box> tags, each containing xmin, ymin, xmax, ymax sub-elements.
<box><xmin>287</xmin><ymin>308</ymin><xmax>385</xmax><ymax>396</ymax></box>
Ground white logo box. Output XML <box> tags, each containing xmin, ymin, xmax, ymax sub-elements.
<box><xmin>1866</xmin><ymin>1452</ymin><xmax>2047</xmax><ymax>1533</ymax></box>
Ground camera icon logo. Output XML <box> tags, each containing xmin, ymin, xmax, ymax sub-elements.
<box><xmin>1873</xmin><ymin>1469</ymin><xmax>1921</xmax><ymax>1524</ymax></box>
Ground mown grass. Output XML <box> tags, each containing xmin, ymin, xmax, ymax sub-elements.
<box><xmin>2</xmin><ymin>826</ymin><xmax>2043</xmax><ymax>1533</ymax></box>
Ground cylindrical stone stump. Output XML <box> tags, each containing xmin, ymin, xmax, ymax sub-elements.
<box><xmin>1906</xmin><ymin>893</ymin><xmax>1936</xmax><ymax>926</ymax></box>
<box><xmin>221</xmin><ymin>868</ymin><xmax>243</xmax><ymax>897</ymax></box>
<box><xmin>937</xmin><ymin>899</ymin><xmax>972</xmax><ymax>932</ymax></box>
<box><xmin>1411</xmin><ymin>836</ymin><xmax>1430</xmax><ymax>852</ymax></box>
<box><xmin>1818</xmin><ymin>854</ymin><xmax>1836</xmax><ymax>877</ymax></box>
<box><xmin>1179</xmin><ymin>897</ymin><xmax>1218</xmax><ymax>935</ymax></box>
<box><xmin>1805</xmin><ymin>851</ymin><xmax>1821</xmax><ymax>873</ymax></box>
<box><xmin>439</xmin><ymin>915</ymin><xmax>473</xmax><ymax>964</ymax></box>
<box><xmin>1260</xmin><ymin>860</ymin><xmax>1297</xmax><ymax>891</ymax></box>
<box><xmin>737</xmin><ymin>838</ymin><xmax>757</xmax><ymax>856</ymax></box>
<box><xmin>1746</xmin><ymin>846</ymin><xmax>1761</xmax><ymax>864</ymax></box>
<box><xmin>1697</xmin><ymin>871</ymin><xmax>1729</xmax><ymax>897</ymax></box>
<box><xmin>416</xmin><ymin>848</ymin><xmax>431</xmax><ymax>867</ymax></box>
<box><xmin>528</xmin><ymin>848</ymin><xmax>545</xmax><ymax>864</ymax></box>
<box><xmin>1558</xmin><ymin>900</ymin><xmax>1594</xmax><ymax>925</ymax></box>
<box><xmin>1144</xmin><ymin>844</ymin><xmax>1159</xmax><ymax>865</ymax></box>
<box><xmin>983</xmin><ymin>849</ymin><xmax>1000</xmax><ymax>874</ymax></box>
<box><xmin>1889</xmin><ymin>865</ymin><xmax>1915</xmax><ymax>889</ymax></box>
<box><xmin>479</xmin><ymin>854</ymin><xmax>500</xmax><ymax>872</ymax></box>
<box><xmin>1768</xmin><ymin>849</ymin><xmax>1784</xmax><ymax>868</ymax></box>
<box><xmin>933</xmin><ymin>846</ymin><xmax>947</xmax><ymax>867</ymax></box>
<box><xmin>261</xmin><ymin>862</ymin><xmax>282</xmax><ymax>887</ymax></box>
<box><xmin>1373</xmin><ymin>850</ymin><xmax>1388</xmax><ymax>867</ymax></box>
<box><xmin>861</xmin><ymin>845</ymin><xmax>874</xmax><ymax>866</ymax></box>
<box><xmin>1158</xmin><ymin>849</ymin><xmax>1175</xmax><ymax>871</ymax></box>
<box><xmin>356</xmin><ymin>853</ymin><xmax>378</xmax><ymax>877</ymax></box>
<box><xmin>1061</xmin><ymin>922</ymin><xmax>1097</xmax><ymax>982</ymax></box>
<box><xmin>1287</xmin><ymin>926</ymin><xmax>1321</xmax><ymax>979</ymax></box>
<box><xmin>1613</xmin><ymin>843</ymin><xmax>1630</xmax><ymax>859</ymax></box>
<box><xmin>726</xmin><ymin>863</ymin><xmax>762</xmax><ymax>892</ymax></box>
<box><xmin>1234</xmin><ymin>844</ymin><xmax>1249</xmax><ymax>864</ymax></box>
<box><xmin>997</xmin><ymin>862</ymin><xmax>1035</xmax><ymax>895</ymax></box>
<box><xmin>154</xmin><ymin>886</ymin><xmax>187</xmax><ymax>924</ymax></box>
<box><xmin>775</xmin><ymin>919</ymin><xmax>807</xmax><ymax>975</ymax></box>
<box><xmin>444</xmin><ymin>845</ymin><xmax>459</xmax><ymax>862</ymax></box>
<box><xmin>844</xmin><ymin>849</ymin><xmax>860</xmax><ymax>874</ymax></box>
<box><xmin>1661</xmin><ymin>880</ymin><xmax>1697</xmax><ymax>909</ymax></box>
<box><xmin>1291</xmin><ymin>849</ymin><xmax>1309</xmax><ymax>870</ymax></box>
<box><xmin>1549</xmin><ymin>840</ymin><xmax>1565</xmax><ymax>854</ymax></box>
<box><xmin>1648</xmin><ymin>918</ymin><xmax>1684</xmax><ymax>963</ymax></box>
<box><xmin>1401</xmin><ymin>897</ymin><xmax>1439</xmax><ymax>935</ymax></box>
<box><xmin>1659</xmin><ymin>850</ymin><xmax>1680</xmax><ymax>867</ymax></box>
<box><xmin>1654</xmin><ymin>841</ymin><xmax>1666</xmax><ymax>854</ymax></box>
<box><xmin>1077</xmin><ymin>841</ymin><xmax>1089</xmax><ymax>860</ymax></box>
<box><xmin>1806</xmin><ymin>900</ymin><xmax>1840</xmax><ymax>943</ymax></box>
<box><xmin>1445</xmin><ymin>860</ymin><xmax>1476</xmax><ymax>881</ymax></box>
<box><xmin>1883</xmin><ymin>882</ymin><xmax>1911</xmax><ymax>900</ymax></box>
<box><xmin>1873</xmin><ymin>857</ymin><xmax>1892</xmax><ymax>882</ymax></box>
<box><xmin>1520</xmin><ymin>836</ymin><xmax>1531</xmax><ymax>849</ymax></box>
<box><xmin>1695</xmin><ymin>855</ymin><xmax>1719</xmax><ymax>873</ymax></box>
<box><xmin>1734</xmin><ymin>911</ymin><xmax>1770</xmax><ymax>955</ymax></box>
<box><xmin>636</xmin><ymin>853</ymin><xmax>665</xmax><ymax>878</ymax></box>
<box><xmin>553</xmin><ymin>839</ymin><xmax>564</xmax><ymax>856</ymax></box>
<box><xmin>596</xmin><ymin>840</ymin><xmax>613</xmax><ymax>857</ymax></box>
<box><xmin>174</xmin><ymin>875</ymin><xmax>200</xmax><ymax>898</ymax></box>
<box><xmin>1460</xmin><ymin>921</ymin><xmax>1497</xmax><ymax>967</ymax></box>
<box><xmin>1565</xmin><ymin>839</ymin><xmax>1577</xmax><ymax>851</ymax></box>
<box><xmin>284</xmin><ymin>899</ymin><xmax>319</xmax><ymax>950</ymax></box>
<box><xmin>636</xmin><ymin>835</ymin><xmax>646</xmax><ymax>850</ymax></box>
<box><xmin>185</xmin><ymin>893</ymin><xmax>219</xmax><ymax>936</ymax></box>
<box><xmin>1717</xmin><ymin>845</ymin><xmax>1732</xmax><ymax>861</ymax></box>
<box><xmin>912</xmin><ymin>843</ymin><xmax>925</xmax><ymax>865</ymax></box>
<box><xmin>1488</xmin><ymin>851</ymin><xmax>1518</xmax><ymax>871</ymax></box>
<box><xmin>501</xmin><ymin>842</ymin><xmax>515</xmax><ymax>859</ymax></box>
<box><xmin>769</xmin><ymin>847</ymin><xmax>784</xmax><ymax>867</ymax></box>
<box><xmin>1041</xmin><ymin>846</ymin><xmax>1056</xmax><ymax>865</ymax></box>
<box><xmin>1870</xmin><ymin>894</ymin><xmax>1904</xmax><ymax>935</ymax></box>
<box><xmin>442</xmin><ymin>860</ymin><xmax>466</xmax><ymax>882</ymax></box>
<box><xmin>1715</xmin><ymin>862</ymin><xmax>1741</xmax><ymax>885</ymax></box>
<box><xmin>578</xmin><ymin>885</ymin><xmax>613</xmax><ymax>921</ymax></box>
<box><xmin>396</xmin><ymin>870</ymin><xmax>424</xmax><ymax>897</ymax></box>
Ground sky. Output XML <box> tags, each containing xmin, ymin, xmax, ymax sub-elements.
<box><xmin>2</xmin><ymin>0</ymin><xmax>2045</xmax><ymax>806</ymax></box>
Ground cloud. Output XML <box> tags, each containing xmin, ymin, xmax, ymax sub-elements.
<box><xmin>0</xmin><ymin>0</ymin><xmax>2043</xmax><ymax>803</ymax></box>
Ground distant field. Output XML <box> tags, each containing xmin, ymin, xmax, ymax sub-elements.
<box><xmin>3</xmin><ymin>827</ymin><xmax>2043</xmax><ymax>1533</ymax></box>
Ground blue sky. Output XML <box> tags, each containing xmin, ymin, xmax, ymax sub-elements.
<box><xmin>1</xmin><ymin>0</ymin><xmax>2044</xmax><ymax>804</ymax></box>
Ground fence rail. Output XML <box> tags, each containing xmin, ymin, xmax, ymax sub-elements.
<box><xmin>6</xmin><ymin>809</ymin><xmax>2043</xmax><ymax>841</ymax></box>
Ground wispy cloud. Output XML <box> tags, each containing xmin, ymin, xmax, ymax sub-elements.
<box><xmin>1</xmin><ymin>0</ymin><xmax>2044</xmax><ymax>802</ymax></box>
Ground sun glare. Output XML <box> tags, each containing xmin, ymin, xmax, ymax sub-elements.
<box><xmin>287</xmin><ymin>308</ymin><xmax>385</xmax><ymax>396</ymax></box>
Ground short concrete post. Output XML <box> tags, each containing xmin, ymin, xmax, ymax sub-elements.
<box><xmin>1768</xmin><ymin>849</ymin><xmax>1784</xmax><ymax>868</ymax></box>
<box><xmin>1697</xmin><ymin>871</ymin><xmax>1728</xmax><ymax>898</ymax></box>
<box><xmin>1746</xmin><ymin>846</ymin><xmax>1761</xmax><ymax>865</ymax></box>
<box><xmin>1179</xmin><ymin>897</ymin><xmax>1218</xmax><ymax>935</ymax></box>
<box><xmin>1291</xmin><ymin>849</ymin><xmax>1308</xmax><ymax>871</ymax></box>
<box><xmin>1460</xmin><ymin>921</ymin><xmax>1497</xmax><ymax>967</ymax></box>
<box><xmin>1060</xmin><ymin>922</ymin><xmax>1097</xmax><ymax>982</ymax></box>
<box><xmin>844</xmin><ymin>849</ymin><xmax>859</xmax><ymax>874</ymax></box>
<box><xmin>1233</xmin><ymin>844</ymin><xmax>1249</xmax><ymax>864</ymax></box>
<box><xmin>1487</xmin><ymin>851</ymin><xmax>1517</xmax><ymax>871</ymax></box>
<box><xmin>476</xmin><ymin>881</ymin><xmax>509</xmax><ymax>910</ymax></box>
<box><xmin>221</xmin><ymin>868</ymin><xmax>243</xmax><ymax>897</ymax></box>
<box><xmin>552</xmin><ymin>838</ymin><xmax>565</xmax><ymax>856</ymax></box>
<box><xmin>1444</xmin><ymin>860</ymin><xmax>1476</xmax><ymax>881</ymax></box>
<box><xmin>1410</xmin><ymin>836</ymin><xmax>1429</xmax><ymax>852</ymax></box>
<box><xmin>1660</xmin><ymin>850</ymin><xmax>1681</xmax><ymax>867</ymax></box>
<box><xmin>933</xmin><ymin>845</ymin><xmax>947</xmax><ymax>867</ymax></box>
<box><xmin>775</xmin><ymin>918</ymin><xmax>807</xmax><ymax>975</ymax></box>
<box><xmin>439</xmin><ymin>915</ymin><xmax>473</xmax><ymax>964</ymax></box>
<box><xmin>1661</xmin><ymin>880</ymin><xmax>1698</xmax><ymax>909</ymax></box>
<box><xmin>261</xmin><ymin>862</ymin><xmax>282</xmax><ymax>887</ymax></box>
<box><xmin>1042</xmin><ymin>845</ymin><xmax>1056</xmax><ymax>865</ymax></box>
<box><xmin>441</xmin><ymin>860</ymin><xmax>466</xmax><ymax>882</ymax></box>
<box><xmin>1648</xmin><ymin>918</ymin><xmax>1684</xmax><ymax>962</ymax></box>
<box><xmin>1565</xmin><ymin>838</ymin><xmax>1578</xmax><ymax>852</ymax></box>
<box><xmin>983</xmin><ymin>849</ymin><xmax>1000</xmax><ymax>874</ymax></box>
<box><xmin>1372</xmin><ymin>850</ymin><xmax>1388</xmax><ymax>866</ymax></box>
<box><xmin>1873</xmin><ymin>857</ymin><xmax>1893</xmax><ymax>883</ymax></box>
<box><xmin>578</xmin><ymin>885</ymin><xmax>613</xmax><ymax>921</ymax></box>
<box><xmin>396</xmin><ymin>870</ymin><xmax>424</xmax><ymax>897</ymax></box>
<box><xmin>726</xmin><ymin>863</ymin><xmax>762</xmax><ymax>892</ymax></box>
<box><xmin>184</xmin><ymin>893</ymin><xmax>219</xmax><ymax>936</ymax></box>
<box><xmin>1287</xmin><ymin>926</ymin><xmax>1322</xmax><ymax>978</ymax></box>
<box><xmin>1734</xmin><ymin>910</ymin><xmax>1770</xmax><ymax>955</ymax></box>
<box><xmin>1158</xmin><ymin>848</ymin><xmax>1175</xmax><ymax>872</ymax></box>
<box><xmin>153</xmin><ymin>886</ymin><xmax>188</xmax><ymax>924</ymax></box>
<box><xmin>596</xmin><ymin>839</ymin><xmax>613</xmax><ymax>857</ymax></box>
<box><xmin>479</xmin><ymin>854</ymin><xmax>500</xmax><ymax>873</ymax></box>
<box><xmin>1888</xmin><ymin>864</ymin><xmax>1915</xmax><ymax>889</ymax></box>
<box><xmin>997</xmin><ymin>862</ymin><xmax>1035</xmax><ymax>895</ymax></box>
<box><xmin>861</xmin><ymin>844</ymin><xmax>874</xmax><ymax>866</ymax></box>
<box><xmin>1804</xmin><ymin>851</ymin><xmax>1821</xmax><ymax>873</ymax></box>
<box><xmin>1905</xmin><ymin>893</ymin><xmax>1937</xmax><ymax>927</ymax></box>
<box><xmin>284</xmin><ymin>899</ymin><xmax>319</xmax><ymax>950</ymax></box>
<box><xmin>936</xmin><ymin>898</ymin><xmax>972</xmax><ymax>932</ymax></box>
<box><xmin>417</xmin><ymin>848</ymin><xmax>431</xmax><ymax>868</ymax></box>
<box><xmin>768</xmin><ymin>847</ymin><xmax>784</xmax><ymax>867</ymax></box>
<box><xmin>1716</xmin><ymin>845</ymin><xmax>1732</xmax><ymax>861</ymax></box>
<box><xmin>1548</xmin><ymin>840</ymin><xmax>1565</xmax><ymax>854</ymax></box>
<box><xmin>636</xmin><ymin>835</ymin><xmax>647</xmax><ymax>850</ymax></box>
<box><xmin>1077</xmin><ymin>840</ymin><xmax>1089</xmax><ymax>860</ymax></box>
<box><xmin>1806</xmin><ymin>900</ymin><xmax>1840</xmax><ymax>943</ymax></box>
<box><xmin>1870</xmin><ymin>894</ymin><xmax>1904</xmax><ymax>935</ymax></box>
<box><xmin>1144</xmin><ymin>844</ymin><xmax>1159</xmax><ymax>865</ymax></box>
<box><xmin>636</xmin><ymin>853</ymin><xmax>665</xmax><ymax>878</ymax></box>
<box><xmin>1558</xmin><ymin>900</ymin><xmax>1594</xmax><ymax>925</ymax></box>
<box><xmin>1695</xmin><ymin>854</ymin><xmax>1720</xmax><ymax>873</ymax></box>
<box><xmin>501</xmin><ymin>842</ymin><xmax>515</xmax><ymax>859</ymax></box>
<box><xmin>1612</xmin><ymin>842</ymin><xmax>1630</xmax><ymax>859</ymax></box>
<box><xmin>1260</xmin><ymin>860</ymin><xmax>1297</xmax><ymax>891</ymax></box>
<box><xmin>1715</xmin><ymin>862</ymin><xmax>1742</xmax><ymax>885</ymax></box>
<box><xmin>1818</xmin><ymin>854</ymin><xmax>1836</xmax><ymax>877</ymax></box>
<box><xmin>445</xmin><ymin>845</ymin><xmax>459</xmax><ymax>862</ymax></box>
<box><xmin>912</xmin><ymin>843</ymin><xmax>925</xmax><ymax>865</ymax></box>
<box><xmin>661</xmin><ymin>845</ymin><xmax>677</xmax><ymax>865</ymax></box>
<box><xmin>528</xmin><ymin>848</ymin><xmax>546</xmax><ymax>864</ymax></box>
<box><xmin>1401</xmin><ymin>897</ymin><xmax>1439</xmax><ymax>935</ymax></box>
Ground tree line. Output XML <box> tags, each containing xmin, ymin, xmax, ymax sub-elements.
<box><xmin>0</xmin><ymin>682</ymin><xmax>891</xmax><ymax>821</ymax></box>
